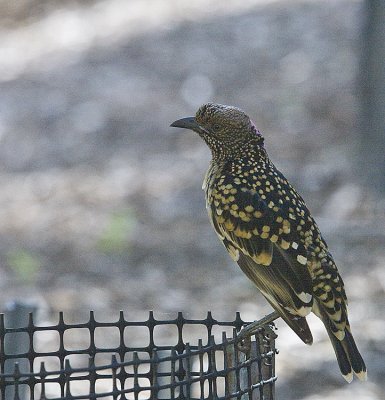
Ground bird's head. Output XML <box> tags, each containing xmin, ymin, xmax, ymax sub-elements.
<box><xmin>170</xmin><ymin>103</ymin><xmax>264</xmax><ymax>160</ymax></box>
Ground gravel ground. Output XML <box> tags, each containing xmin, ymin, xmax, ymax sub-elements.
<box><xmin>0</xmin><ymin>0</ymin><xmax>384</xmax><ymax>399</ymax></box>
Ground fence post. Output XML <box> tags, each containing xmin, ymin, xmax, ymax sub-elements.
<box><xmin>4</xmin><ymin>301</ymin><xmax>38</xmax><ymax>400</ymax></box>
<box><xmin>226</xmin><ymin>328</ymin><xmax>275</xmax><ymax>400</ymax></box>
<box><xmin>226</xmin><ymin>339</ymin><xmax>250</xmax><ymax>400</ymax></box>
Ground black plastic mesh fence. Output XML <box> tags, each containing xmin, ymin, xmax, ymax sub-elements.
<box><xmin>0</xmin><ymin>311</ymin><xmax>277</xmax><ymax>400</ymax></box>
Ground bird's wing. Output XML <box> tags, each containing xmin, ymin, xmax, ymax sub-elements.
<box><xmin>209</xmin><ymin>186</ymin><xmax>314</xmax><ymax>344</ymax></box>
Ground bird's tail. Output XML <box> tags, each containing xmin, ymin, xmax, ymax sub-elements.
<box><xmin>317</xmin><ymin>303</ymin><xmax>367</xmax><ymax>382</ymax></box>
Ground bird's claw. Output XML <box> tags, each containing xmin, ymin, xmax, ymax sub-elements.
<box><xmin>236</xmin><ymin>311</ymin><xmax>280</xmax><ymax>351</ymax></box>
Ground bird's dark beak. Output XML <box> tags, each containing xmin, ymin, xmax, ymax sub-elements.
<box><xmin>170</xmin><ymin>117</ymin><xmax>199</xmax><ymax>131</ymax></box>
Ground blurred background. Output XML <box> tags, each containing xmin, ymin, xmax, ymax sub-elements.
<box><xmin>0</xmin><ymin>0</ymin><xmax>384</xmax><ymax>398</ymax></box>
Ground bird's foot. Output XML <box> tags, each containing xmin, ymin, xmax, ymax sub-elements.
<box><xmin>236</xmin><ymin>311</ymin><xmax>280</xmax><ymax>352</ymax></box>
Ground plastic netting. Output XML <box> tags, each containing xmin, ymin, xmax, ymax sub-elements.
<box><xmin>0</xmin><ymin>311</ymin><xmax>277</xmax><ymax>399</ymax></box>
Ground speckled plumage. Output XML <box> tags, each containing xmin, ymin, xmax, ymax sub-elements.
<box><xmin>171</xmin><ymin>103</ymin><xmax>366</xmax><ymax>382</ymax></box>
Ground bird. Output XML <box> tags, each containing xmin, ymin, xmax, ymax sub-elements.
<box><xmin>171</xmin><ymin>103</ymin><xmax>367</xmax><ymax>382</ymax></box>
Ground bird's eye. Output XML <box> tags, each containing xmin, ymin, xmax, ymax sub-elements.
<box><xmin>212</xmin><ymin>124</ymin><xmax>221</xmax><ymax>131</ymax></box>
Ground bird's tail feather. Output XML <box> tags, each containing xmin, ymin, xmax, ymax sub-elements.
<box><xmin>318</xmin><ymin>306</ymin><xmax>367</xmax><ymax>382</ymax></box>
<box><xmin>328</xmin><ymin>328</ymin><xmax>367</xmax><ymax>382</ymax></box>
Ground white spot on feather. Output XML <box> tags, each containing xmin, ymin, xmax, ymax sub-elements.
<box><xmin>297</xmin><ymin>292</ymin><xmax>312</xmax><ymax>304</ymax></box>
<box><xmin>284</xmin><ymin>305</ymin><xmax>311</xmax><ymax>317</ymax></box>
<box><xmin>343</xmin><ymin>371</ymin><xmax>353</xmax><ymax>383</ymax></box>
<box><xmin>356</xmin><ymin>370</ymin><xmax>367</xmax><ymax>382</ymax></box>
<box><xmin>333</xmin><ymin>329</ymin><xmax>345</xmax><ymax>341</ymax></box>
<box><xmin>297</xmin><ymin>255</ymin><xmax>307</xmax><ymax>265</ymax></box>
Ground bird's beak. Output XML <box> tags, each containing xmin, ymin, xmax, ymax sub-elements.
<box><xmin>170</xmin><ymin>117</ymin><xmax>199</xmax><ymax>131</ymax></box>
